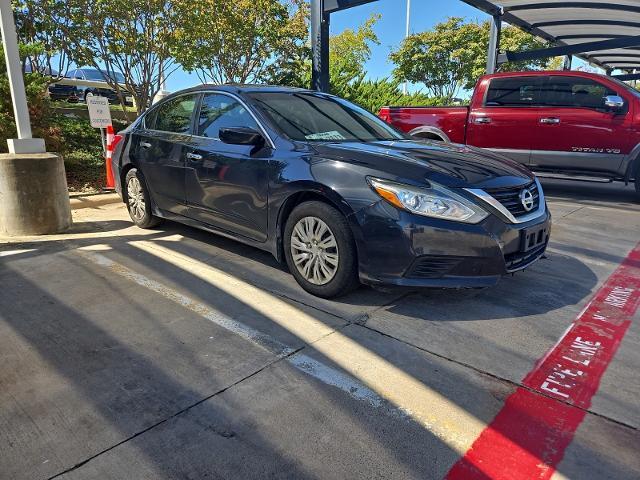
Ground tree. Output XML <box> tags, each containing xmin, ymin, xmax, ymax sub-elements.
<box><xmin>260</xmin><ymin>0</ymin><xmax>310</xmax><ymax>88</ymax></box>
<box><xmin>263</xmin><ymin>13</ymin><xmax>381</xmax><ymax>92</ymax></box>
<box><xmin>329</xmin><ymin>14</ymin><xmax>380</xmax><ymax>91</ymax></box>
<box><xmin>390</xmin><ymin>17</ymin><xmax>550</xmax><ymax>102</ymax></box>
<box><xmin>0</xmin><ymin>43</ymin><xmax>57</xmax><ymax>153</ymax></box>
<box><xmin>176</xmin><ymin>0</ymin><xmax>307</xmax><ymax>85</ymax></box>
<box><xmin>60</xmin><ymin>0</ymin><xmax>183</xmax><ymax>117</ymax></box>
<box><xmin>13</xmin><ymin>0</ymin><xmax>71</xmax><ymax>80</ymax></box>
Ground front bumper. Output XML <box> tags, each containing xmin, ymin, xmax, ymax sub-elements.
<box><xmin>351</xmin><ymin>200</ymin><xmax>551</xmax><ymax>289</ymax></box>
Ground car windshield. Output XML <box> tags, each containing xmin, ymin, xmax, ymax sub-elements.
<box><xmin>83</xmin><ymin>69</ymin><xmax>126</xmax><ymax>83</ymax></box>
<box><xmin>248</xmin><ymin>92</ymin><xmax>406</xmax><ymax>142</ymax></box>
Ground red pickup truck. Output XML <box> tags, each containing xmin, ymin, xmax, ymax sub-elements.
<box><xmin>379</xmin><ymin>71</ymin><xmax>640</xmax><ymax>196</ymax></box>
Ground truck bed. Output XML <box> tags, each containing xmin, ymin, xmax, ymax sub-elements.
<box><xmin>379</xmin><ymin>106</ymin><xmax>469</xmax><ymax>144</ymax></box>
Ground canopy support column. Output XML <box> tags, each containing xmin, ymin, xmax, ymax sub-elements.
<box><xmin>311</xmin><ymin>0</ymin><xmax>330</xmax><ymax>92</ymax></box>
<box><xmin>563</xmin><ymin>55</ymin><xmax>572</xmax><ymax>70</ymax></box>
<box><xmin>0</xmin><ymin>0</ymin><xmax>44</xmax><ymax>153</ymax></box>
<box><xmin>486</xmin><ymin>12</ymin><xmax>502</xmax><ymax>74</ymax></box>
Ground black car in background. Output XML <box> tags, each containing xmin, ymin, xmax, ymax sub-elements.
<box><xmin>67</xmin><ymin>68</ymin><xmax>134</xmax><ymax>106</ymax></box>
<box><xmin>24</xmin><ymin>64</ymin><xmax>79</xmax><ymax>102</ymax></box>
<box><xmin>111</xmin><ymin>86</ymin><xmax>551</xmax><ymax>298</ymax></box>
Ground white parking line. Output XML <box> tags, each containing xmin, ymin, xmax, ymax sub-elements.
<box><xmin>79</xmin><ymin>240</ymin><xmax>490</xmax><ymax>455</ymax></box>
<box><xmin>83</xmin><ymin>250</ymin><xmax>294</xmax><ymax>358</ymax></box>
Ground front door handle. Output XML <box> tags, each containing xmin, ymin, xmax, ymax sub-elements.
<box><xmin>473</xmin><ymin>116</ymin><xmax>492</xmax><ymax>124</ymax></box>
<box><xmin>140</xmin><ymin>141</ymin><xmax>152</xmax><ymax>148</ymax></box>
<box><xmin>540</xmin><ymin>117</ymin><xmax>560</xmax><ymax>124</ymax></box>
<box><xmin>186</xmin><ymin>152</ymin><xmax>203</xmax><ymax>161</ymax></box>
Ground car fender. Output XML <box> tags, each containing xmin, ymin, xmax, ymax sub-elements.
<box><xmin>270</xmin><ymin>180</ymin><xmax>366</xmax><ymax>263</ymax></box>
<box><xmin>623</xmin><ymin>142</ymin><xmax>640</xmax><ymax>182</ymax></box>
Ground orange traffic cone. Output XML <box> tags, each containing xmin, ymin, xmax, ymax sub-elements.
<box><xmin>105</xmin><ymin>125</ymin><xmax>115</xmax><ymax>189</ymax></box>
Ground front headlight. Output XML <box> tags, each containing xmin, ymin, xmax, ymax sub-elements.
<box><xmin>367</xmin><ymin>177</ymin><xmax>488</xmax><ymax>224</ymax></box>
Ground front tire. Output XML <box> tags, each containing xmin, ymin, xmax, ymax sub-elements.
<box><xmin>284</xmin><ymin>201</ymin><xmax>359</xmax><ymax>298</ymax></box>
<box><xmin>124</xmin><ymin>168</ymin><xmax>162</xmax><ymax>229</ymax></box>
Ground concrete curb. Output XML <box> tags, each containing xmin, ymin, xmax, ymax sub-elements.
<box><xmin>70</xmin><ymin>192</ymin><xmax>121</xmax><ymax>210</ymax></box>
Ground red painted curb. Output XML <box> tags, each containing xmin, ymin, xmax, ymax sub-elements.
<box><xmin>446</xmin><ymin>242</ymin><xmax>640</xmax><ymax>480</ymax></box>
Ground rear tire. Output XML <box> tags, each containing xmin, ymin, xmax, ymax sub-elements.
<box><xmin>284</xmin><ymin>201</ymin><xmax>359</xmax><ymax>298</ymax></box>
<box><xmin>124</xmin><ymin>168</ymin><xmax>162</xmax><ymax>229</ymax></box>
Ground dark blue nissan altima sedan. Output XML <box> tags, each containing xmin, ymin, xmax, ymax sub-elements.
<box><xmin>111</xmin><ymin>85</ymin><xmax>550</xmax><ymax>298</ymax></box>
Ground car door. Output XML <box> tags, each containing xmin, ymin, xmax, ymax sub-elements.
<box><xmin>466</xmin><ymin>76</ymin><xmax>544</xmax><ymax>165</ymax></box>
<box><xmin>132</xmin><ymin>93</ymin><xmax>198</xmax><ymax>215</ymax></box>
<box><xmin>185</xmin><ymin>92</ymin><xmax>272</xmax><ymax>242</ymax></box>
<box><xmin>530</xmin><ymin>75</ymin><xmax>633</xmax><ymax>174</ymax></box>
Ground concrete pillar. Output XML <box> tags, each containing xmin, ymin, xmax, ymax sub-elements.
<box><xmin>0</xmin><ymin>1</ymin><xmax>72</xmax><ymax>235</ymax></box>
<box><xmin>0</xmin><ymin>153</ymin><xmax>72</xmax><ymax>235</ymax></box>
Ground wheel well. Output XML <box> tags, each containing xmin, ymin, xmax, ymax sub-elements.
<box><xmin>412</xmin><ymin>131</ymin><xmax>445</xmax><ymax>141</ymax></box>
<box><xmin>275</xmin><ymin>191</ymin><xmax>348</xmax><ymax>263</ymax></box>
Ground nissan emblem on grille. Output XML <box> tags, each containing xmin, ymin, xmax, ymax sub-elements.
<box><xmin>520</xmin><ymin>188</ymin><xmax>535</xmax><ymax>212</ymax></box>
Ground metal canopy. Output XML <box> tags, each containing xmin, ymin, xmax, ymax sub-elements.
<box><xmin>311</xmin><ymin>0</ymin><xmax>378</xmax><ymax>92</ymax></box>
<box><xmin>463</xmin><ymin>0</ymin><xmax>640</xmax><ymax>73</ymax></box>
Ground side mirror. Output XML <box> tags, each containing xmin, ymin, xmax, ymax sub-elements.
<box><xmin>219</xmin><ymin>127</ymin><xmax>264</xmax><ymax>146</ymax></box>
<box><xmin>604</xmin><ymin>95</ymin><xmax>625</xmax><ymax>112</ymax></box>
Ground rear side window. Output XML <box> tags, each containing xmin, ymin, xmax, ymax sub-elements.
<box><xmin>196</xmin><ymin>93</ymin><xmax>259</xmax><ymax>138</ymax></box>
<box><xmin>541</xmin><ymin>76</ymin><xmax>617</xmax><ymax>109</ymax></box>
<box><xmin>485</xmin><ymin>77</ymin><xmax>543</xmax><ymax>107</ymax></box>
<box><xmin>154</xmin><ymin>95</ymin><xmax>197</xmax><ymax>134</ymax></box>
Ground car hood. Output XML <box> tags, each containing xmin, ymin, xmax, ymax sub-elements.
<box><xmin>310</xmin><ymin>139</ymin><xmax>534</xmax><ymax>189</ymax></box>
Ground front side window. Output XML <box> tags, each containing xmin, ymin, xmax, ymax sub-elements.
<box><xmin>197</xmin><ymin>94</ymin><xmax>259</xmax><ymax>138</ymax></box>
<box><xmin>248</xmin><ymin>92</ymin><xmax>405</xmax><ymax>142</ymax></box>
<box><xmin>154</xmin><ymin>95</ymin><xmax>197</xmax><ymax>134</ymax></box>
<box><xmin>485</xmin><ymin>77</ymin><xmax>543</xmax><ymax>107</ymax></box>
<box><xmin>541</xmin><ymin>76</ymin><xmax>617</xmax><ymax>109</ymax></box>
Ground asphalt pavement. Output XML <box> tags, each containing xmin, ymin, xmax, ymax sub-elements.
<box><xmin>0</xmin><ymin>179</ymin><xmax>638</xmax><ymax>480</ymax></box>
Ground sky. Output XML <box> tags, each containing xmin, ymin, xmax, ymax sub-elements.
<box><xmin>166</xmin><ymin>0</ymin><xmax>487</xmax><ymax>92</ymax></box>
<box><xmin>165</xmin><ymin>0</ymin><xmax>594</xmax><ymax>95</ymax></box>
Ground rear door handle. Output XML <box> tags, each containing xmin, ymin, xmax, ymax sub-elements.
<box><xmin>186</xmin><ymin>152</ymin><xmax>203</xmax><ymax>161</ymax></box>
<box><xmin>473</xmin><ymin>117</ymin><xmax>491</xmax><ymax>124</ymax></box>
<box><xmin>140</xmin><ymin>141</ymin><xmax>152</xmax><ymax>148</ymax></box>
<box><xmin>540</xmin><ymin>117</ymin><xmax>560</xmax><ymax>124</ymax></box>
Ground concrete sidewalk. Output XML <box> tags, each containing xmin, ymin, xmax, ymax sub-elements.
<box><xmin>69</xmin><ymin>192</ymin><xmax>121</xmax><ymax>210</ymax></box>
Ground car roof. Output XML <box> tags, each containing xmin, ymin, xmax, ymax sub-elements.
<box><xmin>174</xmin><ymin>84</ymin><xmax>318</xmax><ymax>96</ymax></box>
<box><xmin>482</xmin><ymin>70</ymin><xmax>611</xmax><ymax>83</ymax></box>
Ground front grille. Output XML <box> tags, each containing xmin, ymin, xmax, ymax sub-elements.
<box><xmin>504</xmin><ymin>243</ymin><xmax>547</xmax><ymax>272</ymax></box>
<box><xmin>485</xmin><ymin>181</ymin><xmax>539</xmax><ymax>218</ymax></box>
<box><xmin>405</xmin><ymin>256</ymin><xmax>462</xmax><ymax>279</ymax></box>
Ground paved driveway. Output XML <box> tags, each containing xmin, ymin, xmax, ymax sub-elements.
<box><xmin>1</xmin><ymin>179</ymin><xmax>639</xmax><ymax>479</ymax></box>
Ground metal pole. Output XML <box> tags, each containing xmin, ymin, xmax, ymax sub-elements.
<box><xmin>0</xmin><ymin>0</ymin><xmax>32</xmax><ymax>140</ymax></box>
<box><xmin>486</xmin><ymin>13</ymin><xmax>502</xmax><ymax>74</ymax></box>
<box><xmin>403</xmin><ymin>0</ymin><xmax>411</xmax><ymax>95</ymax></box>
<box><xmin>311</xmin><ymin>0</ymin><xmax>330</xmax><ymax>92</ymax></box>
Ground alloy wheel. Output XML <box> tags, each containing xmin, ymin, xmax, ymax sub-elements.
<box><xmin>127</xmin><ymin>176</ymin><xmax>146</xmax><ymax>222</ymax></box>
<box><xmin>290</xmin><ymin>216</ymin><xmax>339</xmax><ymax>285</ymax></box>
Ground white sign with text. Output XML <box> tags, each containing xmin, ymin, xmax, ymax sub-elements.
<box><xmin>87</xmin><ymin>96</ymin><xmax>112</xmax><ymax>128</ymax></box>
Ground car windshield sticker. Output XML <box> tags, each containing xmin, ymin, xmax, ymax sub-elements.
<box><xmin>305</xmin><ymin>131</ymin><xmax>346</xmax><ymax>141</ymax></box>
